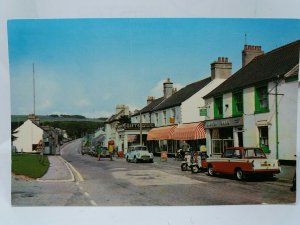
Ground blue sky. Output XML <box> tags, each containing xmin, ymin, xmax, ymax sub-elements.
<box><xmin>8</xmin><ymin>18</ymin><xmax>300</xmax><ymax>118</ymax></box>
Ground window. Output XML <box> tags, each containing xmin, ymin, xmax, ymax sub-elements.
<box><xmin>155</xmin><ymin>113</ymin><xmax>159</xmax><ymax>125</ymax></box>
<box><xmin>232</xmin><ymin>91</ymin><xmax>243</xmax><ymax>116</ymax></box>
<box><xmin>172</xmin><ymin>108</ymin><xmax>176</xmax><ymax>119</ymax></box>
<box><xmin>214</xmin><ymin>96</ymin><xmax>223</xmax><ymax>118</ymax></box>
<box><xmin>163</xmin><ymin>111</ymin><xmax>167</xmax><ymax>125</ymax></box>
<box><xmin>259</xmin><ymin>126</ymin><xmax>270</xmax><ymax>153</ymax></box>
<box><xmin>255</xmin><ymin>86</ymin><xmax>269</xmax><ymax>113</ymax></box>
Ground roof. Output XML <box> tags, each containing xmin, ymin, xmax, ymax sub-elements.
<box><xmin>132</xmin><ymin>97</ymin><xmax>165</xmax><ymax>116</ymax></box>
<box><xmin>204</xmin><ymin>40</ymin><xmax>300</xmax><ymax>99</ymax></box>
<box><xmin>153</xmin><ymin>77</ymin><xmax>211</xmax><ymax>111</ymax></box>
<box><xmin>106</xmin><ymin>109</ymin><xmax>124</xmax><ymax>123</ymax></box>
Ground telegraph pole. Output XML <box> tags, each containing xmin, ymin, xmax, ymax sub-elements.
<box><xmin>33</xmin><ymin>63</ymin><xmax>36</xmax><ymax>115</ymax></box>
<box><xmin>139</xmin><ymin>111</ymin><xmax>142</xmax><ymax>145</ymax></box>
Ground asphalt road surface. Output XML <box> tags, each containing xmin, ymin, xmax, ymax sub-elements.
<box><xmin>61</xmin><ymin>140</ymin><xmax>296</xmax><ymax>206</ymax></box>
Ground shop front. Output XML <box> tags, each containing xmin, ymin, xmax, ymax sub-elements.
<box><xmin>172</xmin><ymin>122</ymin><xmax>206</xmax><ymax>151</ymax></box>
<box><xmin>205</xmin><ymin>117</ymin><xmax>243</xmax><ymax>156</ymax></box>
<box><xmin>147</xmin><ymin>125</ymin><xmax>177</xmax><ymax>155</ymax></box>
<box><xmin>117</xmin><ymin>123</ymin><xmax>155</xmax><ymax>154</ymax></box>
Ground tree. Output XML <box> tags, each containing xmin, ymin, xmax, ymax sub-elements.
<box><xmin>118</xmin><ymin>115</ymin><xmax>131</xmax><ymax>124</ymax></box>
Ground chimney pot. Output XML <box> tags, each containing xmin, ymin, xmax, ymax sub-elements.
<box><xmin>242</xmin><ymin>44</ymin><xmax>264</xmax><ymax>67</ymax></box>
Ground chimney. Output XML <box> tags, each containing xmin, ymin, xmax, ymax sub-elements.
<box><xmin>28</xmin><ymin>114</ymin><xmax>40</xmax><ymax>125</ymax></box>
<box><xmin>242</xmin><ymin>45</ymin><xmax>264</xmax><ymax>67</ymax></box>
<box><xmin>210</xmin><ymin>57</ymin><xmax>232</xmax><ymax>80</ymax></box>
<box><xmin>163</xmin><ymin>78</ymin><xmax>173</xmax><ymax>98</ymax></box>
<box><xmin>147</xmin><ymin>96</ymin><xmax>155</xmax><ymax>105</ymax></box>
<box><xmin>116</xmin><ymin>104</ymin><xmax>129</xmax><ymax>115</ymax></box>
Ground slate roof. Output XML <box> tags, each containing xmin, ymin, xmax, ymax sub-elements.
<box><xmin>153</xmin><ymin>77</ymin><xmax>212</xmax><ymax>111</ymax></box>
<box><xmin>106</xmin><ymin>109</ymin><xmax>124</xmax><ymax>123</ymax></box>
<box><xmin>204</xmin><ymin>40</ymin><xmax>300</xmax><ymax>99</ymax></box>
<box><xmin>132</xmin><ymin>97</ymin><xmax>165</xmax><ymax>116</ymax></box>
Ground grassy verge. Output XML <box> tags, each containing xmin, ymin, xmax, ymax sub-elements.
<box><xmin>12</xmin><ymin>153</ymin><xmax>50</xmax><ymax>179</ymax></box>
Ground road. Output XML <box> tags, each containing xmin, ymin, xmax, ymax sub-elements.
<box><xmin>12</xmin><ymin>139</ymin><xmax>295</xmax><ymax>206</ymax></box>
<box><xmin>61</xmin><ymin>140</ymin><xmax>295</xmax><ymax>206</ymax></box>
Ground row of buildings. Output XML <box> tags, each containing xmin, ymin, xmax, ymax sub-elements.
<box><xmin>105</xmin><ymin>40</ymin><xmax>299</xmax><ymax>161</ymax></box>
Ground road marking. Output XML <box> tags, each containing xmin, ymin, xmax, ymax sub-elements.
<box><xmin>84</xmin><ymin>192</ymin><xmax>90</xmax><ymax>197</ymax></box>
<box><xmin>61</xmin><ymin>157</ymin><xmax>84</xmax><ymax>182</ymax></box>
<box><xmin>90</xmin><ymin>200</ymin><xmax>97</xmax><ymax>206</ymax></box>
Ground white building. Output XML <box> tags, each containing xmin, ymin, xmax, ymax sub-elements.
<box><xmin>13</xmin><ymin>119</ymin><xmax>44</xmax><ymax>153</ymax></box>
<box><xmin>204</xmin><ymin>41</ymin><xmax>299</xmax><ymax>161</ymax></box>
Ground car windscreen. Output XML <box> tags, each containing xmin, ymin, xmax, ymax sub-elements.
<box><xmin>244</xmin><ymin>148</ymin><xmax>266</xmax><ymax>158</ymax></box>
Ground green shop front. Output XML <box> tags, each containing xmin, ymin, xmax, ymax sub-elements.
<box><xmin>205</xmin><ymin>117</ymin><xmax>243</xmax><ymax>156</ymax></box>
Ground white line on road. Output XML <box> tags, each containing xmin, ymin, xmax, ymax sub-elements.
<box><xmin>84</xmin><ymin>192</ymin><xmax>90</xmax><ymax>197</ymax></box>
<box><xmin>90</xmin><ymin>200</ymin><xmax>97</xmax><ymax>206</ymax></box>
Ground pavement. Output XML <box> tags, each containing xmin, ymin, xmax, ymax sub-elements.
<box><xmin>37</xmin><ymin>156</ymin><xmax>75</xmax><ymax>182</ymax></box>
<box><xmin>36</xmin><ymin>155</ymin><xmax>296</xmax><ymax>184</ymax></box>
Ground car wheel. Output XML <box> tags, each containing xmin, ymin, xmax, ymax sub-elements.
<box><xmin>191</xmin><ymin>165</ymin><xmax>199</xmax><ymax>174</ymax></box>
<box><xmin>126</xmin><ymin>156</ymin><xmax>130</xmax><ymax>162</ymax></box>
<box><xmin>235</xmin><ymin>168</ymin><xmax>244</xmax><ymax>181</ymax></box>
<box><xmin>181</xmin><ymin>163</ymin><xmax>188</xmax><ymax>171</ymax></box>
<box><xmin>133</xmin><ymin>157</ymin><xmax>138</xmax><ymax>163</ymax></box>
<box><xmin>207</xmin><ymin>165</ymin><xmax>215</xmax><ymax>176</ymax></box>
<box><xmin>149</xmin><ymin>159</ymin><xmax>154</xmax><ymax>163</ymax></box>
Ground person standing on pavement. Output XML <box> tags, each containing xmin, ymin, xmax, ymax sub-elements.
<box><xmin>97</xmin><ymin>145</ymin><xmax>102</xmax><ymax>161</ymax></box>
<box><xmin>108</xmin><ymin>143</ymin><xmax>114</xmax><ymax>161</ymax></box>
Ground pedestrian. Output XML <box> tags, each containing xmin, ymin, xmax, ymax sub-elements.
<box><xmin>108</xmin><ymin>143</ymin><xmax>114</xmax><ymax>161</ymax></box>
<box><xmin>97</xmin><ymin>145</ymin><xmax>102</xmax><ymax>161</ymax></box>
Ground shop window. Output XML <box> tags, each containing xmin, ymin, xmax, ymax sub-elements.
<box><xmin>214</xmin><ymin>96</ymin><xmax>223</xmax><ymax>119</ymax></box>
<box><xmin>232</xmin><ymin>91</ymin><xmax>243</xmax><ymax>116</ymax></box>
<box><xmin>259</xmin><ymin>126</ymin><xmax>270</xmax><ymax>153</ymax></box>
<box><xmin>255</xmin><ymin>86</ymin><xmax>269</xmax><ymax>113</ymax></box>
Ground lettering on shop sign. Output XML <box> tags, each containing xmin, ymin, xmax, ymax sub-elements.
<box><xmin>120</xmin><ymin>123</ymin><xmax>155</xmax><ymax>130</ymax></box>
<box><xmin>205</xmin><ymin>117</ymin><xmax>243</xmax><ymax>128</ymax></box>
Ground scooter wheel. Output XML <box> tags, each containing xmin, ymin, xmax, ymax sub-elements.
<box><xmin>191</xmin><ymin>166</ymin><xmax>199</xmax><ymax>173</ymax></box>
<box><xmin>181</xmin><ymin>163</ymin><xmax>188</xmax><ymax>171</ymax></box>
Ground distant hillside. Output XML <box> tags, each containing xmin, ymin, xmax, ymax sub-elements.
<box><xmin>11</xmin><ymin>115</ymin><xmax>108</xmax><ymax>123</ymax></box>
<box><xmin>11</xmin><ymin>115</ymin><xmax>108</xmax><ymax>139</ymax></box>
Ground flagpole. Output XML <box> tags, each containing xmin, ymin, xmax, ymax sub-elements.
<box><xmin>33</xmin><ymin>63</ymin><xmax>36</xmax><ymax>115</ymax></box>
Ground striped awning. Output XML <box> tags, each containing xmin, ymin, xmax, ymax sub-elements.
<box><xmin>172</xmin><ymin>122</ymin><xmax>206</xmax><ymax>140</ymax></box>
<box><xmin>147</xmin><ymin>125</ymin><xmax>177</xmax><ymax>140</ymax></box>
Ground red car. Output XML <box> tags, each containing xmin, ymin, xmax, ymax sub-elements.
<box><xmin>206</xmin><ymin>147</ymin><xmax>281</xmax><ymax>180</ymax></box>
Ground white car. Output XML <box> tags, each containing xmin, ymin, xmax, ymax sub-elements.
<box><xmin>126</xmin><ymin>146</ymin><xmax>154</xmax><ymax>163</ymax></box>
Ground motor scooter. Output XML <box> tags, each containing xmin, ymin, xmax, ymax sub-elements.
<box><xmin>181</xmin><ymin>150</ymin><xmax>208</xmax><ymax>173</ymax></box>
<box><xmin>175</xmin><ymin>149</ymin><xmax>185</xmax><ymax>161</ymax></box>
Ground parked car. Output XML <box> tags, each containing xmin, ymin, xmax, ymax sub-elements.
<box><xmin>126</xmin><ymin>145</ymin><xmax>154</xmax><ymax>163</ymax></box>
<box><xmin>88</xmin><ymin>146</ymin><xmax>97</xmax><ymax>157</ymax></box>
<box><xmin>206</xmin><ymin>147</ymin><xmax>281</xmax><ymax>181</ymax></box>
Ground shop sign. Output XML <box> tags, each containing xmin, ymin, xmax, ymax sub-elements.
<box><xmin>205</xmin><ymin>117</ymin><xmax>243</xmax><ymax>128</ymax></box>
<box><xmin>169</xmin><ymin>117</ymin><xmax>175</xmax><ymax>123</ymax></box>
<box><xmin>121</xmin><ymin>123</ymin><xmax>155</xmax><ymax>130</ymax></box>
<box><xmin>199</xmin><ymin>108</ymin><xmax>207</xmax><ymax>116</ymax></box>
